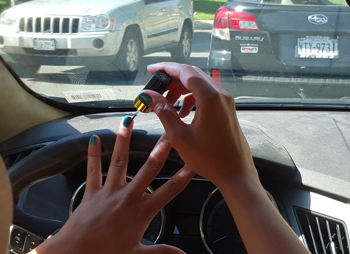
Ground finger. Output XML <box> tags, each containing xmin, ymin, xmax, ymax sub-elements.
<box><xmin>105</xmin><ymin>116</ymin><xmax>134</xmax><ymax>188</ymax></box>
<box><xmin>192</xmin><ymin>65</ymin><xmax>233</xmax><ymax>98</ymax></box>
<box><xmin>129</xmin><ymin>133</ymin><xmax>172</xmax><ymax>195</ymax></box>
<box><xmin>85</xmin><ymin>135</ymin><xmax>102</xmax><ymax>195</ymax></box>
<box><xmin>138</xmin><ymin>91</ymin><xmax>189</xmax><ymax>144</ymax></box>
<box><xmin>166</xmin><ymin>87</ymin><xmax>183</xmax><ymax>105</ymax></box>
<box><xmin>168</xmin><ymin>83</ymin><xmax>193</xmax><ymax>96</ymax></box>
<box><xmin>147</xmin><ymin>62</ymin><xmax>217</xmax><ymax>100</ymax></box>
<box><xmin>147</xmin><ymin>166</ymin><xmax>195</xmax><ymax>212</ymax></box>
<box><xmin>192</xmin><ymin>65</ymin><xmax>221</xmax><ymax>88</ymax></box>
<box><xmin>148</xmin><ymin>63</ymin><xmax>191</xmax><ymax>93</ymax></box>
<box><xmin>179</xmin><ymin>94</ymin><xmax>195</xmax><ymax>118</ymax></box>
<box><xmin>140</xmin><ymin>244</ymin><xmax>186</xmax><ymax>254</ymax></box>
<box><xmin>165</xmin><ymin>87</ymin><xmax>186</xmax><ymax>115</ymax></box>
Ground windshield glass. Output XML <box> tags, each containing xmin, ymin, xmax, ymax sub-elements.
<box><xmin>0</xmin><ymin>0</ymin><xmax>349</xmax><ymax>110</ymax></box>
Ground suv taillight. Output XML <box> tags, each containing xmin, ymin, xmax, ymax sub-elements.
<box><xmin>213</xmin><ymin>6</ymin><xmax>260</xmax><ymax>40</ymax></box>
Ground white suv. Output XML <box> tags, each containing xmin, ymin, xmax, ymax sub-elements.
<box><xmin>0</xmin><ymin>0</ymin><xmax>194</xmax><ymax>77</ymax></box>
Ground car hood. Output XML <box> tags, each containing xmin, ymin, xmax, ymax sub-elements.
<box><xmin>8</xmin><ymin>0</ymin><xmax>134</xmax><ymax>16</ymax></box>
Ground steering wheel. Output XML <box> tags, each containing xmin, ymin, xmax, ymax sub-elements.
<box><xmin>8</xmin><ymin>129</ymin><xmax>183</xmax><ymax>239</ymax></box>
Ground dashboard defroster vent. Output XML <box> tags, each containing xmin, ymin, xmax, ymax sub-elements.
<box><xmin>296</xmin><ymin>208</ymin><xmax>350</xmax><ymax>254</ymax></box>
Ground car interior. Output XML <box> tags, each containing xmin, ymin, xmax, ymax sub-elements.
<box><xmin>0</xmin><ymin>0</ymin><xmax>350</xmax><ymax>254</ymax></box>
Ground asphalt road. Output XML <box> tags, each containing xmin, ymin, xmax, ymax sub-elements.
<box><xmin>7</xmin><ymin>19</ymin><xmax>350</xmax><ymax>105</ymax></box>
<box><xmin>16</xmin><ymin>20</ymin><xmax>213</xmax><ymax>106</ymax></box>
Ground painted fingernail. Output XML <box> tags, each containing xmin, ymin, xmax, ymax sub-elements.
<box><xmin>147</xmin><ymin>63</ymin><xmax>154</xmax><ymax>67</ymax></box>
<box><xmin>138</xmin><ymin>93</ymin><xmax>152</xmax><ymax>105</ymax></box>
<box><xmin>90</xmin><ymin>135</ymin><xmax>97</xmax><ymax>146</ymax></box>
<box><xmin>123</xmin><ymin>116</ymin><xmax>133</xmax><ymax>128</ymax></box>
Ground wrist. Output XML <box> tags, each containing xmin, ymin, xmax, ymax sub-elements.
<box><xmin>211</xmin><ymin>160</ymin><xmax>260</xmax><ymax>191</ymax></box>
<box><xmin>212</xmin><ymin>166</ymin><xmax>269</xmax><ymax>210</ymax></box>
<box><xmin>30</xmin><ymin>232</ymin><xmax>73</xmax><ymax>254</ymax></box>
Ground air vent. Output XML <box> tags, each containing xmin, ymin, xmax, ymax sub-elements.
<box><xmin>296</xmin><ymin>208</ymin><xmax>350</xmax><ymax>254</ymax></box>
<box><xmin>1</xmin><ymin>144</ymin><xmax>48</xmax><ymax>169</ymax></box>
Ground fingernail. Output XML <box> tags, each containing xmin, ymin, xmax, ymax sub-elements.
<box><xmin>90</xmin><ymin>135</ymin><xmax>97</xmax><ymax>146</ymax></box>
<box><xmin>123</xmin><ymin>116</ymin><xmax>133</xmax><ymax>128</ymax></box>
<box><xmin>147</xmin><ymin>63</ymin><xmax>154</xmax><ymax>67</ymax></box>
<box><xmin>138</xmin><ymin>93</ymin><xmax>152</xmax><ymax>105</ymax></box>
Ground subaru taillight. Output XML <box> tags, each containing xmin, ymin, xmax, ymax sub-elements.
<box><xmin>212</xmin><ymin>6</ymin><xmax>260</xmax><ymax>40</ymax></box>
<box><xmin>211</xmin><ymin>69</ymin><xmax>221</xmax><ymax>85</ymax></box>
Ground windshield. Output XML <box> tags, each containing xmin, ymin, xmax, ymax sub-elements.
<box><xmin>0</xmin><ymin>0</ymin><xmax>349</xmax><ymax>111</ymax></box>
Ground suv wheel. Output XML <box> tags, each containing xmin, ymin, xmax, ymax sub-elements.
<box><xmin>170</xmin><ymin>26</ymin><xmax>192</xmax><ymax>63</ymax></box>
<box><xmin>115</xmin><ymin>31</ymin><xmax>140</xmax><ymax>79</ymax></box>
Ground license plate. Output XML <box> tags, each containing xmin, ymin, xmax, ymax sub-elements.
<box><xmin>34</xmin><ymin>39</ymin><xmax>55</xmax><ymax>51</ymax></box>
<box><xmin>296</xmin><ymin>37</ymin><xmax>338</xmax><ymax>59</ymax></box>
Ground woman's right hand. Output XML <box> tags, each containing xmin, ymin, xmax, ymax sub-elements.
<box><xmin>145</xmin><ymin>62</ymin><xmax>311</xmax><ymax>254</ymax></box>
<box><xmin>144</xmin><ymin>62</ymin><xmax>258</xmax><ymax>187</ymax></box>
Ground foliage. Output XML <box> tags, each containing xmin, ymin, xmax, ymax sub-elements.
<box><xmin>194</xmin><ymin>0</ymin><xmax>226</xmax><ymax>20</ymax></box>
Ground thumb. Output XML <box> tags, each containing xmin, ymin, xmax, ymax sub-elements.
<box><xmin>138</xmin><ymin>90</ymin><xmax>188</xmax><ymax>141</ymax></box>
<box><xmin>140</xmin><ymin>244</ymin><xmax>186</xmax><ymax>254</ymax></box>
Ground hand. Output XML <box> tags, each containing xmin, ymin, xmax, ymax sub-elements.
<box><xmin>0</xmin><ymin>158</ymin><xmax>12</xmax><ymax>254</ymax></box>
<box><xmin>32</xmin><ymin>117</ymin><xmax>195</xmax><ymax>254</ymax></box>
<box><xmin>145</xmin><ymin>62</ymin><xmax>257</xmax><ymax>187</ymax></box>
<box><xmin>145</xmin><ymin>63</ymin><xmax>310</xmax><ymax>254</ymax></box>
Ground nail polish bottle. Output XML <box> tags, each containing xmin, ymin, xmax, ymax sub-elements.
<box><xmin>133</xmin><ymin>70</ymin><xmax>172</xmax><ymax>113</ymax></box>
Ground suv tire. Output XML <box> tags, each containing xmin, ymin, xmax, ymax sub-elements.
<box><xmin>170</xmin><ymin>26</ymin><xmax>192</xmax><ymax>63</ymax></box>
<box><xmin>114</xmin><ymin>31</ymin><xmax>141</xmax><ymax>79</ymax></box>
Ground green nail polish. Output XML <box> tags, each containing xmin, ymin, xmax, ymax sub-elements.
<box><xmin>123</xmin><ymin>116</ymin><xmax>132</xmax><ymax>127</ymax></box>
<box><xmin>138</xmin><ymin>93</ymin><xmax>152</xmax><ymax>105</ymax></box>
<box><xmin>90</xmin><ymin>135</ymin><xmax>97</xmax><ymax>146</ymax></box>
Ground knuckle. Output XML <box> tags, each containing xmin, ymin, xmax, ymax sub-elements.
<box><xmin>166</xmin><ymin>179</ymin><xmax>183</xmax><ymax>194</ymax></box>
<box><xmin>140</xmin><ymin>200</ymin><xmax>154</xmax><ymax>215</ymax></box>
<box><xmin>204</xmin><ymin>90</ymin><xmax>222</xmax><ymax>102</ymax></box>
<box><xmin>203</xmin><ymin>90</ymin><xmax>234</xmax><ymax>108</ymax></box>
<box><xmin>110</xmin><ymin>154</ymin><xmax>128</xmax><ymax>169</ymax></box>
<box><xmin>186</xmin><ymin>75</ymin><xmax>206</xmax><ymax>88</ymax></box>
<box><xmin>117</xmin><ymin>191</ymin><xmax>140</xmax><ymax>208</ymax></box>
<box><xmin>122</xmin><ymin>191</ymin><xmax>138</xmax><ymax>202</ymax></box>
<box><xmin>178</xmin><ymin>63</ymin><xmax>191</xmax><ymax>72</ymax></box>
<box><xmin>153</xmin><ymin>102</ymin><xmax>175</xmax><ymax>119</ymax></box>
<box><xmin>144</xmin><ymin>157</ymin><xmax>162</xmax><ymax>173</ymax></box>
<box><xmin>167</xmin><ymin>127</ymin><xmax>192</xmax><ymax>149</ymax></box>
<box><xmin>223</xmin><ymin>92</ymin><xmax>235</xmax><ymax>103</ymax></box>
<box><xmin>86</xmin><ymin>165</ymin><xmax>98</xmax><ymax>176</ymax></box>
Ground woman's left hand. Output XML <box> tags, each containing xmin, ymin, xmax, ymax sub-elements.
<box><xmin>31</xmin><ymin>116</ymin><xmax>194</xmax><ymax>254</ymax></box>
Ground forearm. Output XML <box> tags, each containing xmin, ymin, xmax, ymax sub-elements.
<box><xmin>0</xmin><ymin>158</ymin><xmax>12</xmax><ymax>254</ymax></box>
<box><xmin>29</xmin><ymin>234</ymin><xmax>63</xmax><ymax>254</ymax></box>
<box><xmin>30</xmin><ymin>231</ymin><xmax>85</xmax><ymax>254</ymax></box>
<box><xmin>217</xmin><ymin>172</ymin><xmax>310</xmax><ymax>254</ymax></box>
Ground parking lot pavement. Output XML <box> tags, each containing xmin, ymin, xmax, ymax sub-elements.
<box><xmin>9</xmin><ymin>17</ymin><xmax>349</xmax><ymax>104</ymax></box>
<box><xmin>14</xmin><ymin>20</ymin><xmax>214</xmax><ymax>105</ymax></box>
<box><xmin>194</xmin><ymin>20</ymin><xmax>214</xmax><ymax>30</ymax></box>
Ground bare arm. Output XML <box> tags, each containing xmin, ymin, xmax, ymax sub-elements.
<box><xmin>0</xmin><ymin>158</ymin><xmax>13</xmax><ymax>254</ymax></box>
<box><xmin>218</xmin><ymin>174</ymin><xmax>309</xmax><ymax>254</ymax></box>
<box><xmin>146</xmin><ymin>62</ymin><xmax>310</xmax><ymax>254</ymax></box>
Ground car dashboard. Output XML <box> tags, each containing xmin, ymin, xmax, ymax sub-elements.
<box><xmin>1</xmin><ymin>110</ymin><xmax>350</xmax><ymax>254</ymax></box>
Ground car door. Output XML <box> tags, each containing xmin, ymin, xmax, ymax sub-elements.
<box><xmin>142</xmin><ymin>0</ymin><xmax>171</xmax><ymax>49</ymax></box>
<box><xmin>166</xmin><ymin>0</ymin><xmax>181</xmax><ymax>42</ymax></box>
